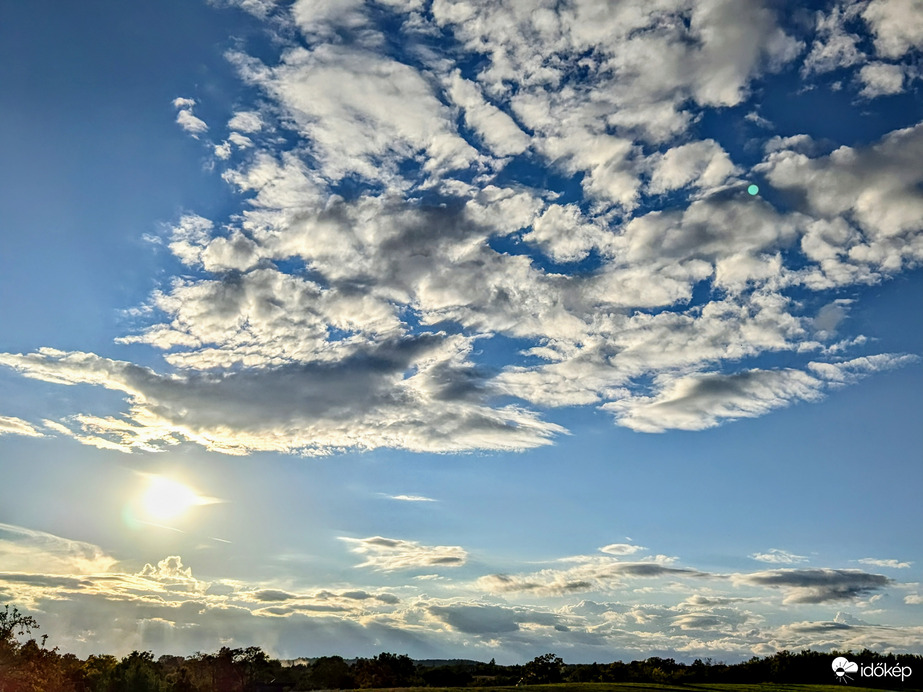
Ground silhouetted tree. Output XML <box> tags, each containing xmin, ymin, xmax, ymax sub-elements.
<box><xmin>354</xmin><ymin>652</ymin><xmax>419</xmax><ymax>688</ymax></box>
<box><xmin>311</xmin><ymin>655</ymin><xmax>355</xmax><ymax>689</ymax></box>
<box><xmin>521</xmin><ymin>653</ymin><xmax>563</xmax><ymax>684</ymax></box>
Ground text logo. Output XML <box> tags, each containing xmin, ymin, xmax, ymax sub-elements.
<box><xmin>832</xmin><ymin>657</ymin><xmax>858</xmax><ymax>683</ymax></box>
<box><xmin>831</xmin><ymin>656</ymin><xmax>913</xmax><ymax>684</ymax></box>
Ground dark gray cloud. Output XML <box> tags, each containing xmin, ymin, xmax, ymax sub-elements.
<box><xmin>611</xmin><ymin>563</ymin><xmax>708</xmax><ymax>578</ymax></box>
<box><xmin>428</xmin><ymin>604</ymin><xmax>522</xmax><ymax>635</ymax></box>
<box><xmin>740</xmin><ymin>568</ymin><xmax>893</xmax><ymax>603</ymax></box>
<box><xmin>251</xmin><ymin>589</ymin><xmax>295</xmax><ymax>602</ymax></box>
<box><xmin>427</xmin><ymin>604</ymin><xmax>560</xmax><ymax>636</ymax></box>
<box><xmin>0</xmin><ymin>573</ymin><xmax>89</xmax><ymax>589</ymax></box>
<box><xmin>0</xmin><ymin>341</ymin><xmax>562</xmax><ymax>454</ymax></box>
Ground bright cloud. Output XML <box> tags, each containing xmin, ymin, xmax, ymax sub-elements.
<box><xmin>0</xmin><ymin>415</ymin><xmax>43</xmax><ymax>438</ymax></box>
<box><xmin>1</xmin><ymin>521</ymin><xmax>920</xmax><ymax>661</ymax></box>
<box><xmin>1</xmin><ymin>0</ymin><xmax>919</xmax><ymax>455</ymax></box>
<box><xmin>339</xmin><ymin>536</ymin><xmax>468</xmax><ymax>571</ymax></box>
<box><xmin>173</xmin><ymin>97</ymin><xmax>208</xmax><ymax>137</ymax></box>
<box><xmin>1</xmin><ymin>0</ymin><xmax>921</xmax><ymax>669</ymax></box>
<box><xmin>751</xmin><ymin>549</ymin><xmax>809</xmax><ymax>565</ymax></box>
<box><xmin>859</xmin><ymin>558</ymin><xmax>914</xmax><ymax>569</ymax></box>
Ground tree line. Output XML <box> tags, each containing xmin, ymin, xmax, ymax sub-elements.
<box><xmin>2</xmin><ymin>606</ymin><xmax>921</xmax><ymax>690</ymax></box>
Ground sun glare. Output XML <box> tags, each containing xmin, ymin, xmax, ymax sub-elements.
<box><xmin>141</xmin><ymin>476</ymin><xmax>203</xmax><ymax>521</ymax></box>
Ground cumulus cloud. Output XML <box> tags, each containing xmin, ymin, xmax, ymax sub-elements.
<box><xmin>2</xmin><ymin>521</ymin><xmax>920</xmax><ymax>661</ymax></box>
<box><xmin>858</xmin><ymin>61</ymin><xmax>906</xmax><ymax>97</ymax></box>
<box><xmin>477</xmin><ymin>555</ymin><xmax>709</xmax><ymax>597</ymax></box>
<box><xmin>0</xmin><ymin>344</ymin><xmax>563</xmax><ymax>454</ymax></box>
<box><xmin>173</xmin><ymin>97</ymin><xmax>208</xmax><ymax>137</ymax></box>
<box><xmin>647</xmin><ymin>140</ymin><xmax>739</xmax><ymax>194</ymax></box>
<box><xmin>759</xmin><ymin>121</ymin><xmax>923</xmax><ymax>281</ymax></box>
<box><xmin>227</xmin><ymin>110</ymin><xmax>263</xmax><ymax>133</ymax></box>
<box><xmin>861</xmin><ymin>0</ymin><xmax>923</xmax><ymax>59</ymax></box>
<box><xmin>801</xmin><ymin>1</ymin><xmax>866</xmax><ymax>75</ymax></box>
<box><xmin>1</xmin><ymin>0</ymin><xmax>919</xmax><ymax>457</ymax></box>
<box><xmin>445</xmin><ymin>70</ymin><xmax>530</xmax><ymax>156</ymax></box>
<box><xmin>210</xmin><ymin>0</ymin><xmax>280</xmax><ymax>19</ymax></box>
<box><xmin>603</xmin><ymin>368</ymin><xmax>825</xmax><ymax>433</ymax></box>
<box><xmin>801</xmin><ymin>0</ymin><xmax>922</xmax><ymax>83</ymax></box>
<box><xmin>233</xmin><ymin>43</ymin><xmax>477</xmax><ymax>184</ymax></box>
<box><xmin>340</xmin><ymin>536</ymin><xmax>467</xmax><ymax>571</ymax></box>
<box><xmin>138</xmin><ymin>556</ymin><xmax>208</xmax><ymax>594</ymax></box>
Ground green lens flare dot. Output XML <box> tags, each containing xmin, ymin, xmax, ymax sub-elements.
<box><xmin>747</xmin><ymin>184</ymin><xmax>759</xmax><ymax>195</ymax></box>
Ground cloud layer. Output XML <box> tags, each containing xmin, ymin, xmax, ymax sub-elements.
<box><xmin>2</xmin><ymin>524</ymin><xmax>919</xmax><ymax>662</ymax></box>
<box><xmin>1</xmin><ymin>0</ymin><xmax>920</xmax><ymax>455</ymax></box>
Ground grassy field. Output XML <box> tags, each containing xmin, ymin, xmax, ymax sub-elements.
<box><xmin>351</xmin><ymin>685</ymin><xmax>913</xmax><ymax>692</ymax></box>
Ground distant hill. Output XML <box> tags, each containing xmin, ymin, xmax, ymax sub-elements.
<box><xmin>415</xmin><ymin>659</ymin><xmax>484</xmax><ymax>668</ymax></box>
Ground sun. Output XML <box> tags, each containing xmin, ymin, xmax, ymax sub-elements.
<box><xmin>141</xmin><ymin>476</ymin><xmax>205</xmax><ymax>522</ymax></box>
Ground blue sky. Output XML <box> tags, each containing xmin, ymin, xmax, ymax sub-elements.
<box><xmin>0</xmin><ymin>0</ymin><xmax>921</xmax><ymax>664</ymax></box>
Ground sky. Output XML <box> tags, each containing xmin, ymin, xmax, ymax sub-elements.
<box><xmin>0</xmin><ymin>0</ymin><xmax>921</xmax><ymax>665</ymax></box>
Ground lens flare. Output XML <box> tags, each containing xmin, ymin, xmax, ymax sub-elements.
<box><xmin>141</xmin><ymin>476</ymin><xmax>203</xmax><ymax>521</ymax></box>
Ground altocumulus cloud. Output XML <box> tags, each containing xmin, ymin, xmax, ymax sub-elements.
<box><xmin>339</xmin><ymin>536</ymin><xmax>468</xmax><ymax>572</ymax></box>
<box><xmin>737</xmin><ymin>568</ymin><xmax>893</xmax><ymax>604</ymax></box>
<box><xmin>2</xmin><ymin>521</ymin><xmax>921</xmax><ymax>661</ymax></box>
<box><xmin>1</xmin><ymin>0</ymin><xmax>921</xmax><ymax>453</ymax></box>
<box><xmin>0</xmin><ymin>415</ymin><xmax>44</xmax><ymax>438</ymax></box>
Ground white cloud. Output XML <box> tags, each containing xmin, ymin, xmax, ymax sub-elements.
<box><xmin>0</xmin><ymin>523</ymin><xmax>116</xmax><ymax>575</ymax></box>
<box><xmin>801</xmin><ymin>2</ymin><xmax>866</xmax><ymax>75</ymax></box>
<box><xmin>386</xmin><ymin>494</ymin><xmax>437</xmax><ymax>503</ymax></box>
<box><xmin>859</xmin><ymin>558</ymin><xmax>913</xmax><ymax>569</ymax></box>
<box><xmin>237</xmin><ymin>43</ymin><xmax>477</xmax><ymax>184</ymax></box>
<box><xmin>0</xmin><ymin>344</ymin><xmax>563</xmax><ymax>455</ymax></box>
<box><xmin>858</xmin><ymin>61</ymin><xmax>906</xmax><ymax>97</ymax></box>
<box><xmin>599</xmin><ymin>543</ymin><xmax>646</xmax><ymax>556</ymax></box>
<box><xmin>2</xmin><ymin>521</ymin><xmax>920</xmax><ymax>661</ymax></box>
<box><xmin>604</xmin><ymin>353</ymin><xmax>914</xmax><ymax>433</ymax></box>
<box><xmin>759</xmin><ymin>121</ymin><xmax>923</xmax><ymax>286</ymax></box>
<box><xmin>228</xmin><ymin>110</ymin><xmax>264</xmax><ymax>133</ymax></box>
<box><xmin>210</xmin><ymin>0</ymin><xmax>279</xmax><ymax>19</ymax></box>
<box><xmin>647</xmin><ymin>140</ymin><xmax>739</xmax><ymax>194</ymax></box>
<box><xmin>1</xmin><ymin>0</ymin><xmax>919</xmax><ymax>454</ymax></box>
<box><xmin>603</xmin><ymin>368</ymin><xmax>826</xmax><ymax>433</ymax></box>
<box><xmin>138</xmin><ymin>556</ymin><xmax>209</xmax><ymax>594</ymax></box>
<box><xmin>171</xmin><ymin>97</ymin><xmax>196</xmax><ymax>110</ymax></box>
<box><xmin>445</xmin><ymin>70</ymin><xmax>530</xmax><ymax>156</ymax></box>
<box><xmin>522</xmin><ymin>204</ymin><xmax>613</xmax><ymax>263</ymax></box>
<box><xmin>0</xmin><ymin>415</ymin><xmax>44</xmax><ymax>438</ymax></box>
<box><xmin>176</xmin><ymin>111</ymin><xmax>209</xmax><ymax>136</ymax></box>
<box><xmin>476</xmin><ymin>555</ymin><xmax>707</xmax><ymax>597</ymax></box>
<box><xmin>745</xmin><ymin>111</ymin><xmax>773</xmax><ymax>128</ymax></box>
<box><xmin>862</xmin><ymin>0</ymin><xmax>923</xmax><ymax>59</ymax></box>
<box><xmin>339</xmin><ymin>536</ymin><xmax>467</xmax><ymax>571</ymax></box>
<box><xmin>173</xmin><ymin>97</ymin><xmax>208</xmax><ymax>137</ymax></box>
<box><xmin>750</xmin><ymin>549</ymin><xmax>809</xmax><ymax>565</ymax></box>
